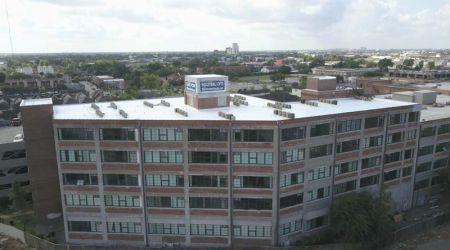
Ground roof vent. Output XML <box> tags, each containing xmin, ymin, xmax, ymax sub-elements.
<box><xmin>110</xmin><ymin>102</ymin><xmax>118</xmax><ymax>109</ymax></box>
<box><xmin>218</xmin><ymin>111</ymin><xmax>235</xmax><ymax>120</ymax></box>
<box><xmin>119</xmin><ymin>109</ymin><xmax>128</xmax><ymax>118</ymax></box>
<box><xmin>143</xmin><ymin>101</ymin><xmax>154</xmax><ymax>108</ymax></box>
<box><xmin>273</xmin><ymin>109</ymin><xmax>295</xmax><ymax>119</ymax></box>
<box><xmin>305</xmin><ymin>100</ymin><xmax>318</xmax><ymax>107</ymax></box>
<box><xmin>95</xmin><ymin>109</ymin><xmax>104</xmax><ymax>118</ymax></box>
<box><xmin>161</xmin><ymin>100</ymin><xmax>170</xmax><ymax>107</ymax></box>
<box><xmin>354</xmin><ymin>95</ymin><xmax>374</xmax><ymax>101</ymax></box>
<box><xmin>319</xmin><ymin>99</ymin><xmax>338</xmax><ymax>105</ymax></box>
<box><xmin>232</xmin><ymin>95</ymin><xmax>248</xmax><ymax>106</ymax></box>
<box><xmin>174</xmin><ymin>108</ymin><xmax>188</xmax><ymax>117</ymax></box>
<box><xmin>267</xmin><ymin>102</ymin><xmax>291</xmax><ymax>109</ymax></box>
<box><xmin>91</xmin><ymin>103</ymin><xmax>100</xmax><ymax>110</ymax></box>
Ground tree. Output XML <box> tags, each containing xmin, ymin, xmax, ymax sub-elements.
<box><xmin>278</xmin><ymin>66</ymin><xmax>291</xmax><ymax>74</ymax></box>
<box><xmin>309</xmin><ymin>57</ymin><xmax>325</xmax><ymax>68</ymax></box>
<box><xmin>402</xmin><ymin>59</ymin><xmax>415</xmax><ymax>70</ymax></box>
<box><xmin>140</xmin><ymin>73</ymin><xmax>161</xmax><ymax>89</ymax></box>
<box><xmin>270</xmin><ymin>73</ymin><xmax>285</xmax><ymax>82</ymax></box>
<box><xmin>9</xmin><ymin>181</ymin><xmax>31</xmax><ymax>231</ymax></box>
<box><xmin>296</xmin><ymin>63</ymin><xmax>310</xmax><ymax>74</ymax></box>
<box><xmin>428</xmin><ymin>61</ymin><xmax>436</xmax><ymax>70</ymax></box>
<box><xmin>414</xmin><ymin>61</ymin><xmax>424</xmax><ymax>71</ymax></box>
<box><xmin>0</xmin><ymin>72</ymin><xmax>5</xmax><ymax>83</ymax></box>
<box><xmin>377</xmin><ymin>58</ymin><xmax>394</xmax><ymax>72</ymax></box>
<box><xmin>330</xmin><ymin>192</ymin><xmax>395</xmax><ymax>249</ymax></box>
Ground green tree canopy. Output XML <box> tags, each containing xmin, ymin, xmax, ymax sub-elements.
<box><xmin>377</xmin><ymin>58</ymin><xmax>394</xmax><ymax>72</ymax></box>
<box><xmin>296</xmin><ymin>63</ymin><xmax>310</xmax><ymax>74</ymax></box>
<box><xmin>402</xmin><ymin>59</ymin><xmax>415</xmax><ymax>70</ymax></box>
<box><xmin>140</xmin><ymin>73</ymin><xmax>161</xmax><ymax>89</ymax></box>
<box><xmin>0</xmin><ymin>72</ymin><xmax>5</xmax><ymax>83</ymax></box>
<box><xmin>330</xmin><ymin>192</ymin><xmax>395</xmax><ymax>249</ymax></box>
<box><xmin>278</xmin><ymin>65</ymin><xmax>291</xmax><ymax>74</ymax></box>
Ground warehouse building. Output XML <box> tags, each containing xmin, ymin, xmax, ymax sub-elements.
<box><xmin>19</xmin><ymin>74</ymin><xmax>449</xmax><ymax>247</ymax></box>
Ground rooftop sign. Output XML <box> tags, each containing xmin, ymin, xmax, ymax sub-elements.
<box><xmin>200</xmin><ymin>80</ymin><xmax>225</xmax><ymax>92</ymax></box>
<box><xmin>185</xmin><ymin>81</ymin><xmax>196</xmax><ymax>92</ymax></box>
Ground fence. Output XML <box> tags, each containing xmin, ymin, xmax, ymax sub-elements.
<box><xmin>393</xmin><ymin>210</ymin><xmax>450</xmax><ymax>242</ymax></box>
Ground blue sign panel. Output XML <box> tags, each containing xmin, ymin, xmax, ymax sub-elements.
<box><xmin>185</xmin><ymin>81</ymin><xmax>197</xmax><ymax>92</ymax></box>
<box><xmin>200</xmin><ymin>80</ymin><xmax>225</xmax><ymax>92</ymax></box>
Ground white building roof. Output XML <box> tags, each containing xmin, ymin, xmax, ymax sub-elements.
<box><xmin>185</xmin><ymin>74</ymin><xmax>226</xmax><ymax>78</ymax></box>
<box><xmin>420</xmin><ymin>95</ymin><xmax>450</xmax><ymax>121</ymax></box>
<box><xmin>52</xmin><ymin>94</ymin><xmax>416</xmax><ymax>121</ymax></box>
<box><xmin>21</xmin><ymin>98</ymin><xmax>53</xmax><ymax>107</ymax></box>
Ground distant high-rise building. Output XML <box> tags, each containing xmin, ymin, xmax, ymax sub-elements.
<box><xmin>225</xmin><ymin>47</ymin><xmax>233</xmax><ymax>55</ymax></box>
<box><xmin>232</xmin><ymin>42</ymin><xmax>239</xmax><ymax>55</ymax></box>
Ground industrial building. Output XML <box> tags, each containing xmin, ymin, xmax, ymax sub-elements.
<box><xmin>19</xmin><ymin>74</ymin><xmax>450</xmax><ymax>247</ymax></box>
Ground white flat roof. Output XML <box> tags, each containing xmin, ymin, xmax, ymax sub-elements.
<box><xmin>185</xmin><ymin>74</ymin><xmax>226</xmax><ymax>78</ymax></box>
<box><xmin>53</xmin><ymin>94</ymin><xmax>415</xmax><ymax>121</ymax></box>
<box><xmin>421</xmin><ymin>95</ymin><xmax>450</xmax><ymax>121</ymax></box>
<box><xmin>20</xmin><ymin>98</ymin><xmax>53</xmax><ymax>107</ymax></box>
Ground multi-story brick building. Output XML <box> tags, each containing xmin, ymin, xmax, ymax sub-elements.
<box><xmin>19</xmin><ymin>74</ymin><xmax>449</xmax><ymax>247</ymax></box>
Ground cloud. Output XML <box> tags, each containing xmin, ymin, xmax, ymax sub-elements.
<box><xmin>0</xmin><ymin>0</ymin><xmax>449</xmax><ymax>53</ymax></box>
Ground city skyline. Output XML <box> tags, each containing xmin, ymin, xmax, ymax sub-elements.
<box><xmin>1</xmin><ymin>0</ymin><xmax>450</xmax><ymax>53</ymax></box>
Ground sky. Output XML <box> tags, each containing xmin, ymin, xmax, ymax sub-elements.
<box><xmin>0</xmin><ymin>0</ymin><xmax>449</xmax><ymax>53</ymax></box>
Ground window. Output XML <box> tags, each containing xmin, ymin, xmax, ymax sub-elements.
<box><xmin>280</xmin><ymin>219</ymin><xmax>302</xmax><ymax>236</ymax></box>
<box><xmin>189</xmin><ymin>197</ymin><xmax>228</xmax><ymax>209</ymax></box>
<box><xmin>389</xmin><ymin>113</ymin><xmax>407</xmax><ymax>125</ymax></box>
<box><xmin>361</xmin><ymin>156</ymin><xmax>381</xmax><ymax>169</ymax></box>
<box><xmin>233</xmin><ymin>176</ymin><xmax>272</xmax><ymax>188</ymax></box>
<box><xmin>58</xmin><ymin>128</ymin><xmax>94</xmax><ymax>140</ymax></box>
<box><xmin>335</xmin><ymin>161</ymin><xmax>358</xmax><ymax>175</ymax></box>
<box><xmin>337</xmin><ymin>119</ymin><xmax>361</xmax><ymax>133</ymax></box>
<box><xmin>107</xmin><ymin>222</ymin><xmax>141</xmax><ymax>234</ymax></box>
<box><xmin>418</xmin><ymin>145</ymin><xmax>434</xmax><ymax>156</ymax></box>
<box><xmin>365</xmin><ymin>116</ymin><xmax>384</xmax><ymax>129</ymax></box>
<box><xmin>147</xmin><ymin>196</ymin><xmax>185</xmax><ymax>208</ymax></box>
<box><xmin>363</xmin><ymin>135</ymin><xmax>383</xmax><ymax>148</ymax></box>
<box><xmin>60</xmin><ymin>150</ymin><xmax>96</xmax><ymax>162</ymax></box>
<box><xmin>280</xmin><ymin>171</ymin><xmax>304</xmax><ymax>187</ymax></box>
<box><xmin>281</xmin><ymin>148</ymin><xmax>305</xmax><ymax>163</ymax></box>
<box><xmin>68</xmin><ymin>221</ymin><xmax>101</xmax><ymax>232</ymax></box>
<box><xmin>305</xmin><ymin>215</ymin><xmax>328</xmax><ymax>231</ymax></box>
<box><xmin>416</xmin><ymin>162</ymin><xmax>432</xmax><ymax>173</ymax></box>
<box><xmin>336</xmin><ymin>139</ymin><xmax>360</xmax><ymax>153</ymax></box>
<box><xmin>404</xmin><ymin>149</ymin><xmax>414</xmax><ymax>160</ymax></box>
<box><xmin>189</xmin><ymin>151</ymin><xmax>227</xmax><ymax>164</ymax></box>
<box><xmin>384</xmin><ymin>169</ymin><xmax>400</xmax><ymax>181</ymax></box>
<box><xmin>310</xmin><ymin>123</ymin><xmax>332</xmax><ymax>137</ymax></box>
<box><xmin>233</xmin><ymin>198</ymin><xmax>272</xmax><ymax>210</ymax></box>
<box><xmin>233</xmin><ymin>225</ymin><xmax>271</xmax><ymax>238</ymax></box>
<box><xmin>144</xmin><ymin>151</ymin><xmax>183</xmax><ymax>163</ymax></box>
<box><xmin>420</xmin><ymin>127</ymin><xmax>436</xmax><ymax>138</ymax></box>
<box><xmin>402</xmin><ymin>166</ymin><xmax>412</xmax><ymax>177</ymax></box>
<box><xmin>104</xmin><ymin>195</ymin><xmax>140</xmax><ymax>207</ymax></box>
<box><xmin>103</xmin><ymin>174</ymin><xmax>138</xmax><ymax>186</ymax></box>
<box><xmin>431</xmin><ymin>176</ymin><xmax>441</xmax><ymax>186</ymax></box>
<box><xmin>334</xmin><ymin>180</ymin><xmax>356</xmax><ymax>194</ymax></box>
<box><xmin>145</xmin><ymin>174</ymin><xmax>184</xmax><ymax>187</ymax></box>
<box><xmin>63</xmin><ymin>173</ymin><xmax>98</xmax><ymax>185</ymax></box>
<box><xmin>1</xmin><ymin>149</ymin><xmax>26</xmax><ymax>160</ymax></box>
<box><xmin>148</xmin><ymin>223</ymin><xmax>185</xmax><ymax>235</ymax></box>
<box><xmin>282</xmin><ymin>126</ymin><xmax>306</xmax><ymax>141</ymax></box>
<box><xmin>143</xmin><ymin>128</ymin><xmax>183</xmax><ymax>141</ymax></box>
<box><xmin>308</xmin><ymin>166</ymin><xmax>331</xmax><ymax>181</ymax></box>
<box><xmin>384</xmin><ymin>151</ymin><xmax>402</xmax><ymax>164</ymax></box>
<box><xmin>387</xmin><ymin>132</ymin><xmax>403</xmax><ymax>144</ymax></box>
<box><xmin>234</xmin><ymin>129</ymin><xmax>273</xmax><ymax>142</ymax></box>
<box><xmin>405</xmin><ymin>130</ymin><xmax>417</xmax><ymax>140</ymax></box>
<box><xmin>280</xmin><ymin>193</ymin><xmax>303</xmax><ymax>209</ymax></box>
<box><xmin>190</xmin><ymin>224</ymin><xmax>228</xmax><ymax>236</ymax></box>
<box><xmin>188</xmin><ymin>129</ymin><xmax>227</xmax><ymax>141</ymax></box>
<box><xmin>408</xmin><ymin>111</ymin><xmax>419</xmax><ymax>122</ymax></box>
<box><xmin>360</xmin><ymin>175</ymin><xmax>379</xmax><ymax>187</ymax></box>
<box><xmin>414</xmin><ymin>179</ymin><xmax>429</xmax><ymax>190</ymax></box>
<box><xmin>306</xmin><ymin>186</ymin><xmax>330</xmax><ymax>201</ymax></box>
<box><xmin>100</xmin><ymin>128</ymin><xmax>135</xmax><ymax>141</ymax></box>
<box><xmin>435</xmin><ymin>142</ymin><xmax>450</xmax><ymax>153</ymax></box>
<box><xmin>233</xmin><ymin>152</ymin><xmax>273</xmax><ymax>165</ymax></box>
<box><xmin>309</xmin><ymin>144</ymin><xmax>332</xmax><ymax>158</ymax></box>
<box><xmin>438</xmin><ymin>124</ymin><xmax>450</xmax><ymax>135</ymax></box>
<box><xmin>189</xmin><ymin>175</ymin><xmax>227</xmax><ymax>187</ymax></box>
<box><xmin>434</xmin><ymin>158</ymin><xmax>448</xmax><ymax>169</ymax></box>
<box><xmin>101</xmin><ymin>151</ymin><xmax>137</xmax><ymax>163</ymax></box>
<box><xmin>65</xmin><ymin>194</ymin><xmax>100</xmax><ymax>206</ymax></box>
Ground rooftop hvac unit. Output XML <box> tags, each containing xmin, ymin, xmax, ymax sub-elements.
<box><xmin>91</xmin><ymin>103</ymin><xmax>99</xmax><ymax>110</ymax></box>
<box><xmin>161</xmin><ymin>100</ymin><xmax>170</xmax><ymax>107</ymax></box>
<box><xmin>119</xmin><ymin>109</ymin><xmax>128</xmax><ymax>118</ymax></box>
<box><xmin>233</xmin><ymin>101</ymin><xmax>240</xmax><ymax>106</ymax></box>
<box><xmin>95</xmin><ymin>109</ymin><xmax>104</xmax><ymax>118</ymax></box>
<box><xmin>233</xmin><ymin>95</ymin><xmax>246</xmax><ymax>101</ymax></box>
<box><xmin>305</xmin><ymin>101</ymin><xmax>318</xmax><ymax>107</ymax></box>
<box><xmin>218</xmin><ymin>111</ymin><xmax>235</xmax><ymax>120</ymax></box>
<box><xmin>110</xmin><ymin>102</ymin><xmax>117</xmax><ymax>109</ymax></box>
<box><xmin>273</xmin><ymin>109</ymin><xmax>295</xmax><ymax>119</ymax></box>
<box><xmin>174</xmin><ymin>108</ymin><xmax>188</xmax><ymax>117</ymax></box>
<box><xmin>238</xmin><ymin>100</ymin><xmax>248</xmax><ymax>106</ymax></box>
<box><xmin>143</xmin><ymin>101</ymin><xmax>154</xmax><ymax>108</ymax></box>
